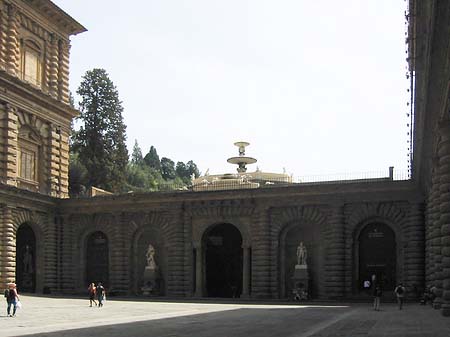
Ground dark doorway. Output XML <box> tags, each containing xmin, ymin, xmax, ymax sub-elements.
<box><xmin>204</xmin><ymin>223</ymin><xmax>242</xmax><ymax>298</ymax></box>
<box><xmin>86</xmin><ymin>231</ymin><xmax>109</xmax><ymax>287</ymax></box>
<box><xmin>358</xmin><ymin>223</ymin><xmax>396</xmax><ymax>290</ymax></box>
<box><xmin>16</xmin><ymin>223</ymin><xmax>36</xmax><ymax>292</ymax></box>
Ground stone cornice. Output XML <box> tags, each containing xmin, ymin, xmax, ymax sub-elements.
<box><xmin>0</xmin><ymin>70</ymin><xmax>78</xmax><ymax>129</ymax></box>
<box><xmin>0</xmin><ymin>182</ymin><xmax>57</xmax><ymax>209</ymax></box>
<box><xmin>12</xmin><ymin>0</ymin><xmax>86</xmax><ymax>37</ymax></box>
<box><xmin>57</xmin><ymin>180</ymin><xmax>422</xmax><ymax>214</ymax></box>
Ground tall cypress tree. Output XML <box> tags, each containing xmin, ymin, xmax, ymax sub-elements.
<box><xmin>144</xmin><ymin>146</ymin><xmax>161</xmax><ymax>171</ymax></box>
<box><xmin>131</xmin><ymin>140</ymin><xmax>143</xmax><ymax>165</ymax></box>
<box><xmin>72</xmin><ymin>68</ymin><xmax>129</xmax><ymax>192</ymax></box>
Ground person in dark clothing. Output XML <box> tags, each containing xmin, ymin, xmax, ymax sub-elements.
<box><xmin>394</xmin><ymin>283</ymin><xmax>406</xmax><ymax>310</ymax></box>
<box><xmin>373</xmin><ymin>284</ymin><xmax>382</xmax><ymax>311</ymax></box>
<box><xmin>6</xmin><ymin>283</ymin><xmax>19</xmax><ymax>317</ymax></box>
<box><xmin>96</xmin><ymin>282</ymin><xmax>105</xmax><ymax>307</ymax></box>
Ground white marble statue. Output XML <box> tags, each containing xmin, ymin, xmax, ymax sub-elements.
<box><xmin>145</xmin><ymin>244</ymin><xmax>157</xmax><ymax>269</ymax></box>
<box><xmin>296</xmin><ymin>241</ymin><xmax>307</xmax><ymax>266</ymax></box>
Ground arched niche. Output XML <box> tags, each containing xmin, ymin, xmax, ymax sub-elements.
<box><xmin>16</xmin><ymin>223</ymin><xmax>36</xmax><ymax>292</ymax></box>
<box><xmin>85</xmin><ymin>231</ymin><xmax>110</xmax><ymax>288</ymax></box>
<box><xmin>279</xmin><ymin>221</ymin><xmax>323</xmax><ymax>299</ymax></box>
<box><xmin>132</xmin><ymin>226</ymin><xmax>166</xmax><ymax>295</ymax></box>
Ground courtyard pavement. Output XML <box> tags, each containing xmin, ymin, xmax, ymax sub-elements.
<box><xmin>0</xmin><ymin>295</ymin><xmax>449</xmax><ymax>337</ymax></box>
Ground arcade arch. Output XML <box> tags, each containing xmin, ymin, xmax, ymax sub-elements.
<box><xmin>354</xmin><ymin>221</ymin><xmax>398</xmax><ymax>291</ymax></box>
<box><xmin>193</xmin><ymin>222</ymin><xmax>250</xmax><ymax>298</ymax></box>
<box><xmin>203</xmin><ymin>223</ymin><xmax>243</xmax><ymax>298</ymax></box>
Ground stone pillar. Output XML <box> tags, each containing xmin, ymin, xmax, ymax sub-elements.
<box><xmin>58</xmin><ymin>39</ymin><xmax>70</xmax><ymax>104</ymax></box>
<box><xmin>165</xmin><ymin>213</ymin><xmax>185</xmax><ymax>297</ymax></box>
<box><xmin>194</xmin><ymin>244</ymin><xmax>202</xmax><ymax>297</ymax></box>
<box><xmin>428</xmin><ymin>160</ymin><xmax>444</xmax><ymax>309</ymax></box>
<box><xmin>438</xmin><ymin>122</ymin><xmax>450</xmax><ymax>316</ymax></box>
<box><xmin>426</xmin><ymin>166</ymin><xmax>439</xmax><ymax>287</ymax></box>
<box><xmin>242</xmin><ymin>245</ymin><xmax>250</xmax><ymax>298</ymax></box>
<box><xmin>0</xmin><ymin>104</ymin><xmax>18</xmax><ymax>186</ymax></box>
<box><xmin>0</xmin><ymin>1</ymin><xmax>9</xmax><ymax>70</ymax></box>
<box><xmin>43</xmin><ymin>213</ymin><xmax>57</xmax><ymax>293</ymax></box>
<box><xmin>252</xmin><ymin>208</ymin><xmax>271</xmax><ymax>298</ymax></box>
<box><xmin>4</xmin><ymin>3</ymin><xmax>19</xmax><ymax>76</ymax></box>
<box><xmin>48</xmin><ymin>124</ymin><xmax>61</xmax><ymax>197</ymax></box>
<box><xmin>47</xmin><ymin>34</ymin><xmax>59</xmax><ymax>99</ymax></box>
<box><xmin>403</xmin><ymin>203</ymin><xmax>425</xmax><ymax>298</ymax></box>
<box><xmin>183</xmin><ymin>212</ymin><xmax>193</xmax><ymax>296</ymax></box>
<box><xmin>343</xmin><ymin>206</ymin><xmax>353</xmax><ymax>295</ymax></box>
<box><xmin>108</xmin><ymin>214</ymin><xmax>128</xmax><ymax>294</ymax></box>
<box><xmin>0</xmin><ymin>206</ymin><xmax>16</xmax><ymax>288</ymax></box>
<box><xmin>59</xmin><ymin>128</ymin><xmax>70</xmax><ymax>198</ymax></box>
<box><xmin>60</xmin><ymin>215</ymin><xmax>75</xmax><ymax>293</ymax></box>
<box><xmin>324</xmin><ymin>204</ymin><xmax>345</xmax><ymax>298</ymax></box>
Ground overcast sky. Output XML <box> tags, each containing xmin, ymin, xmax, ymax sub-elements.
<box><xmin>53</xmin><ymin>0</ymin><xmax>409</xmax><ymax>179</ymax></box>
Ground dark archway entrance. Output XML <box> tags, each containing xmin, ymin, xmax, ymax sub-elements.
<box><xmin>358</xmin><ymin>223</ymin><xmax>396</xmax><ymax>290</ymax></box>
<box><xmin>86</xmin><ymin>231</ymin><xmax>109</xmax><ymax>287</ymax></box>
<box><xmin>204</xmin><ymin>223</ymin><xmax>242</xmax><ymax>298</ymax></box>
<box><xmin>16</xmin><ymin>223</ymin><xmax>36</xmax><ymax>292</ymax></box>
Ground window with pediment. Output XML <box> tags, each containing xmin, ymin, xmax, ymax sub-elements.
<box><xmin>20</xmin><ymin>39</ymin><xmax>42</xmax><ymax>87</ymax></box>
<box><xmin>17</xmin><ymin>126</ymin><xmax>41</xmax><ymax>184</ymax></box>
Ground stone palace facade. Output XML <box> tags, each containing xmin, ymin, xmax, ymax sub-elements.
<box><xmin>0</xmin><ymin>0</ymin><xmax>450</xmax><ymax>316</ymax></box>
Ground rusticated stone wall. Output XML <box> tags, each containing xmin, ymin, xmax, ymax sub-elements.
<box><xmin>0</xmin><ymin>102</ymin><xmax>70</xmax><ymax>197</ymax></box>
<box><xmin>0</xmin><ymin>0</ymin><xmax>72</xmax><ymax>103</ymax></box>
<box><xmin>0</xmin><ymin>0</ymin><xmax>78</xmax><ymax>198</ymax></box>
<box><xmin>324</xmin><ymin>204</ymin><xmax>345</xmax><ymax>298</ymax></box>
<box><xmin>438</xmin><ymin>123</ymin><xmax>450</xmax><ymax>316</ymax></box>
<box><xmin>0</xmin><ymin>203</ymin><xmax>52</xmax><ymax>291</ymax></box>
<box><xmin>0</xmin><ymin>103</ymin><xmax>18</xmax><ymax>186</ymax></box>
<box><xmin>0</xmin><ymin>181</ymin><xmax>429</xmax><ymax>300</ymax></box>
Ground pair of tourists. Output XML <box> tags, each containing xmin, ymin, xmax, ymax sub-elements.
<box><xmin>373</xmin><ymin>282</ymin><xmax>407</xmax><ymax>311</ymax></box>
<box><xmin>88</xmin><ymin>282</ymin><xmax>106</xmax><ymax>307</ymax></box>
<box><xmin>4</xmin><ymin>282</ymin><xmax>20</xmax><ymax>317</ymax></box>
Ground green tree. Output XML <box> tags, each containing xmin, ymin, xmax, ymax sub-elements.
<box><xmin>126</xmin><ymin>164</ymin><xmax>163</xmax><ymax>192</ymax></box>
<box><xmin>175</xmin><ymin>161</ymin><xmax>188</xmax><ymax>179</ymax></box>
<box><xmin>68</xmin><ymin>152</ymin><xmax>88</xmax><ymax>197</ymax></box>
<box><xmin>160</xmin><ymin>157</ymin><xmax>176</xmax><ymax>180</ymax></box>
<box><xmin>131</xmin><ymin>140</ymin><xmax>143</xmax><ymax>165</ymax></box>
<box><xmin>72</xmin><ymin>68</ymin><xmax>129</xmax><ymax>193</ymax></box>
<box><xmin>186</xmin><ymin>160</ymin><xmax>200</xmax><ymax>178</ymax></box>
<box><xmin>144</xmin><ymin>146</ymin><xmax>161</xmax><ymax>171</ymax></box>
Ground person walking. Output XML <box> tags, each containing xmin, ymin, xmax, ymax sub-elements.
<box><xmin>88</xmin><ymin>283</ymin><xmax>97</xmax><ymax>307</ymax></box>
<box><xmin>6</xmin><ymin>282</ymin><xmax>19</xmax><ymax>317</ymax></box>
<box><xmin>96</xmin><ymin>282</ymin><xmax>105</xmax><ymax>307</ymax></box>
<box><xmin>373</xmin><ymin>284</ymin><xmax>382</xmax><ymax>311</ymax></box>
<box><xmin>394</xmin><ymin>283</ymin><xmax>406</xmax><ymax>310</ymax></box>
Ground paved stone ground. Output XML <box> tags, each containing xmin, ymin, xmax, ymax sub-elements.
<box><xmin>0</xmin><ymin>295</ymin><xmax>449</xmax><ymax>337</ymax></box>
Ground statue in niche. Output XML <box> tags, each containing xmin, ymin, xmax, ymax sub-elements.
<box><xmin>145</xmin><ymin>244</ymin><xmax>157</xmax><ymax>269</ymax></box>
<box><xmin>23</xmin><ymin>245</ymin><xmax>33</xmax><ymax>274</ymax></box>
<box><xmin>296</xmin><ymin>241</ymin><xmax>307</xmax><ymax>266</ymax></box>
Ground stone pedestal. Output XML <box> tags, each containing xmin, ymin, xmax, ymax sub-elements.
<box><xmin>141</xmin><ymin>267</ymin><xmax>160</xmax><ymax>296</ymax></box>
<box><xmin>292</xmin><ymin>265</ymin><xmax>310</xmax><ymax>300</ymax></box>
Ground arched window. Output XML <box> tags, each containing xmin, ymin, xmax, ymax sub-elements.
<box><xmin>20</xmin><ymin>39</ymin><xmax>42</xmax><ymax>87</ymax></box>
<box><xmin>17</xmin><ymin>125</ymin><xmax>41</xmax><ymax>187</ymax></box>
